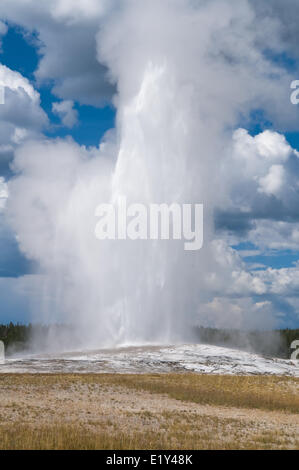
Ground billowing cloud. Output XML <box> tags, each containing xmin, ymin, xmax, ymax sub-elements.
<box><xmin>0</xmin><ymin>20</ymin><xmax>7</xmax><ymax>51</ymax></box>
<box><xmin>0</xmin><ymin>0</ymin><xmax>114</xmax><ymax>106</ymax></box>
<box><xmin>258</xmin><ymin>164</ymin><xmax>285</xmax><ymax>197</ymax></box>
<box><xmin>250</xmin><ymin>0</ymin><xmax>299</xmax><ymax>60</ymax></box>
<box><xmin>198</xmin><ymin>297</ymin><xmax>276</xmax><ymax>330</ymax></box>
<box><xmin>0</xmin><ymin>64</ymin><xmax>48</xmax><ymax>175</ymax></box>
<box><xmin>215</xmin><ymin>128</ymin><xmax>299</xmax><ymax>254</ymax></box>
<box><xmin>52</xmin><ymin>100</ymin><xmax>78</xmax><ymax>128</ymax></box>
<box><xmin>0</xmin><ymin>176</ymin><xmax>7</xmax><ymax>211</ymax></box>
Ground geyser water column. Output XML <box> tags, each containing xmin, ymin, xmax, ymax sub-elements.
<box><xmin>93</xmin><ymin>1</ymin><xmax>237</xmax><ymax>346</ymax></box>
<box><xmin>102</xmin><ymin>60</ymin><xmax>211</xmax><ymax>345</ymax></box>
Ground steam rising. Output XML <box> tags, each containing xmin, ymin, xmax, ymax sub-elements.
<box><xmin>6</xmin><ymin>0</ymin><xmax>296</xmax><ymax>350</ymax></box>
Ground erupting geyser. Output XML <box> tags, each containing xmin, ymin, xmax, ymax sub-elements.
<box><xmin>6</xmin><ymin>0</ymin><xmax>296</xmax><ymax>350</ymax></box>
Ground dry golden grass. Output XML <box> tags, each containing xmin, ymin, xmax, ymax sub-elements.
<box><xmin>1</xmin><ymin>373</ymin><xmax>297</xmax><ymax>412</ymax></box>
<box><xmin>0</xmin><ymin>413</ymin><xmax>297</xmax><ymax>450</ymax></box>
<box><xmin>0</xmin><ymin>373</ymin><xmax>298</xmax><ymax>450</ymax></box>
<box><xmin>105</xmin><ymin>373</ymin><xmax>299</xmax><ymax>413</ymax></box>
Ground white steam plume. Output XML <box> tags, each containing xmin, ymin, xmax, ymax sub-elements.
<box><xmin>7</xmin><ymin>0</ymin><xmax>295</xmax><ymax>349</ymax></box>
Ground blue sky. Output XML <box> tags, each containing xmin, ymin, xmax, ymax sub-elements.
<box><xmin>1</xmin><ymin>2</ymin><xmax>299</xmax><ymax>330</ymax></box>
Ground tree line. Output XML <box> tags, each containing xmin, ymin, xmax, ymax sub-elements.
<box><xmin>0</xmin><ymin>322</ymin><xmax>298</xmax><ymax>358</ymax></box>
<box><xmin>195</xmin><ymin>326</ymin><xmax>299</xmax><ymax>359</ymax></box>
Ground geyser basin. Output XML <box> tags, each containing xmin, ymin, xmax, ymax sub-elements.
<box><xmin>1</xmin><ymin>344</ymin><xmax>298</xmax><ymax>376</ymax></box>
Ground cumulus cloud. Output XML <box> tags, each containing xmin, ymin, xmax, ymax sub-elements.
<box><xmin>258</xmin><ymin>164</ymin><xmax>285</xmax><ymax>196</ymax></box>
<box><xmin>0</xmin><ymin>0</ymin><xmax>114</xmax><ymax>106</ymax></box>
<box><xmin>198</xmin><ymin>297</ymin><xmax>276</xmax><ymax>330</ymax></box>
<box><xmin>216</xmin><ymin>128</ymin><xmax>299</xmax><ymax>248</ymax></box>
<box><xmin>0</xmin><ymin>20</ymin><xmax>7</xmax><ymax>51</ymax></box>
<box><xmin>0</xmin><ymin>176</ymin><xmax>8</xmax><ymax>211</ymax></box>
<box><xmin>250</xmin><ymin>0</ymin><xmax>299</xmax><ymax>60</ymax></box>
<box><xmin>0</xmin><ymin>64</ymin><xmax>48</xmax><ymax>175</ymax></box>
<box><xmin>52</xmin><ymin>100</ymin><xmax>78</xmax><ymax>128</ymax></box>
<box><xmin>0</xmin><ymin>64</ymin><xmax>48</xmax><ymax>282</ymax></box>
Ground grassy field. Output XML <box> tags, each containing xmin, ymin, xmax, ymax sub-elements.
<box><xmin>0</xmin><ymin>373</ymin><xmax>298</xmax><ymax>450</ymax></box>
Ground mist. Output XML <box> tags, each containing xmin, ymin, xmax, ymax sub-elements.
<box><xmin>5</xmin><ymin>0</ymin><xmax>298</xmax><ymax>351</ymax></box>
